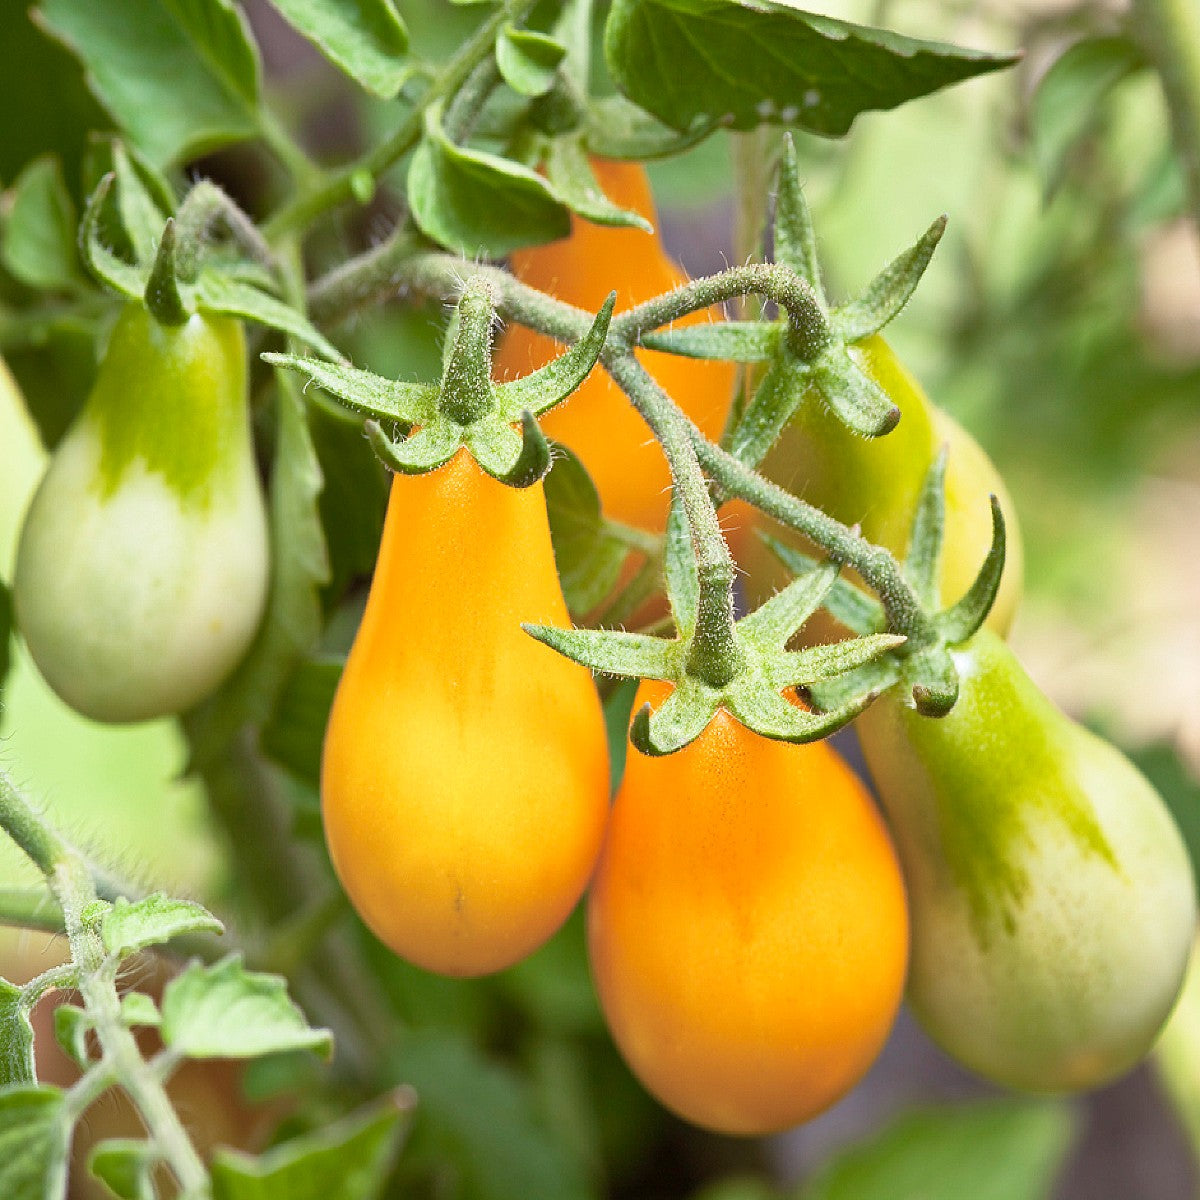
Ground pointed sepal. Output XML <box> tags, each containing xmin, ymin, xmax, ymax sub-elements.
<box><xmin>640</xmin><ymin>321</ymin><xmax>782</xmax><ymax>362</ymax></box>
<box><xmin>725</xmin><ymin>685</ymin><xmax>878</xmax><ymax>744</ymax></box>
<box><xmin>498</xmin><ymin>294</ymin><xmax>615</xmax><ymax>418</ymax></box>
<box><xmin>726</xmin><ymin>355</ymin><xmax>808</xmax><ymax>467</ymax></box>
<box><xmin>833</xmin><ymin>215</ymin><xmax>948</xmax><ymax>344</ymax></box>
<box><xmin>629</xmin><ymin>686</ymin><xmax>718</xmax><ymax>756</ymax></box>
<box><xmin>738</xmin><ymin>558</ymin><xmax>840</xmax><ymax>646</ymax></box>
<box><xmin>365</xmin><ymin>420</ymin><xmax>460</xmax><ymax>475</ymax></box>
<box><xmin>903</xmin><ymin>444</ymin><xmax>949</xmax><ymax>606</ymax></box>
<box><xmin>469</xmin><ymin>411</ymin><xmax>552</xmax><ymax>488</ymax></box>
<box><xmin>938</xmin><ymin>495</ymin><xmax>1007</xmax><ymax>645</ymax></box>
<box><xmin>263</xmin><ymin>354</ymin><xmax>436</xmax><ymax>424</ymax></box>
<box><xmin>810</xmin><ymin>342</ymin><xmax>901</xmax><ymax>437</ymax></box>
<box><xmin>523</xmin><ymin>624</ymin><xmax>678</xmax><ymax>680</ymax></box>
<box><xmin>773</xmin><ymin>135</ymin><xmax>824</xmax><ymax>302</ymax></box>
<box><xmin>143</xmin><ymin>217</ymin><xmax>191</xmax><ymax>326</ymax></box>
<box><xmin>762</xmin><ymin>537</ymin><xmax>885</xmax><ymax>635</ymax></box>
<box><xmin>79</xmin><ymin>173</ymin><xmax>144</xmax><ymax>297</ymax></box>
<box><xmin>768</xmin><ymin>633</ymin><xmax>906</xmax><ymax>691</ymax></box>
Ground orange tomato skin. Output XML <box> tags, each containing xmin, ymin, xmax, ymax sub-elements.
<box><xmin>321</xmin><ymin>451</ymin><xmax>611</xmax><ymax>978</ymax></box>
<box><xmin>588</xmin><ymin>684</ymin><xmax>909</xmax><ymax>1134</ymax></box>
<box><xmin>495</xmin><ymin>160</ymin><xmax>735</xmax><ymax>532</ymax></box>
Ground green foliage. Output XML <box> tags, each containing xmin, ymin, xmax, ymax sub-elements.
<box><xmin>0</xmin><ymin>1085</ymin><xmax>70</xmax><ymax>1200</ymax></box>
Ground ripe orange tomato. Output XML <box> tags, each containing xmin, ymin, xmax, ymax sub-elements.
<box><xmin>587</xmin><ymin>682</ymin><xmax>909</xmax><ymax>1134</ymax></box>
<box><xmin>495</xmin><ymin>159</ymin><xmax>735</xmax><ymax>532</ymax></box>
<box><xmin>321</xmin><ymin>450</ymin><xmax>611</xmax><ymax>977</ymax></box>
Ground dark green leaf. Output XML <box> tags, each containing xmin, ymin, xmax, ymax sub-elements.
<box><xmin>497</xmin><ymin>26</ymin><xmax>566</xmax><ymax>97</ymax></box>
<box><xmin>261</xmin><ymin>656</ymin><xmax>344</xmax><ymax>787</ymax></box>
<box><xmin>0</xmin><ymin>1085</ymin><xmax>70</xmax><ymax>1200</ymax></box>
<box><xmin>798</xmin><ymin>1098</ymin><xmax>1076</xmax><ymax>1200</ymax></box>
<box><xmin>266</xmin><ymin>0</ymin><xmax>409</xmax><ymax>98</ymax></box>
<box><xmin>544</xmin><ymin>448</ymin><xmax>629</xmax><ymax>616</ymax></box>
<box><xmin>0</xmin><ymin>982</ymin><xmax>36</xmax><ymax>1086</ymax></box>
<box><xmin>1</xmin><ymin>156</ymin><xmax>82</xmax><ymax>291</ymax></box>
<box><xmin>160</xmin><ymin>956</ymin><xmax>332</xmax><ymax>1060</ymax></box>
<box><xmin>3</xmin><ymin>314</ymin><xmax>97</xmax><ymax>450</ymax></box>
<box><xmin>88</xmin><ymin>1139</ymin><xmax>160</xmax><ymax>1200</ymax></box>
<box><xmin>37</xmin><ymin>0</ymin><xmax>262</xmax><ymax>167</ymax></box>
<box><xmin>212</xmin><ymin>1090</ymin><xmax>412</xmax><ymax>1200</ymax></box>
<box><xmin>391</xmin><ymin>1029</ymin><xmax>591</xmax><ymax>1200</ymax></box>
<box><xmin>193</xmin><ymin>273</ymin><xmax>342</xmax><ymax>360</ymax></box>
<box><xmin>102</xmin><ymin>894</ymin><xmax>224</xmax><ymax>957</ymax></box>
<box><xmin>1030</xmin><ymin>37</ymin><xmax>1145</xmax><ymax>196</ymax></box>
<box><xmin>604</xmin><ymin>0</ymin><xmax>1016</xmax><ymax>136</ymax></box>
<box><xmin>582</xmin><ymin>94</ymin><xmax>717</xmax><ymax>160</ymax></box>
<box><xmin>408</xmin><ymin>105</ymin><xmax>571</xmax><ymax>256</ymax></box>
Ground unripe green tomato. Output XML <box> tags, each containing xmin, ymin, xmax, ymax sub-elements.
<box><xmin>856</xmin><ymin>628</ymin><xmax>1196</xmax><ymax>1091</ymax></box>
<box><xmin>730</xmin><ymin>336</ymin><xmax>1023</xmax><ymax>635</ymax></box>
<box><xmin>13</xmin><ymin>303</ymin><xmax>269</xmax><ymax>723</ymax></box>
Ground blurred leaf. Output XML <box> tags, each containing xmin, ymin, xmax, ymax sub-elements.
<box><xmin>408</xmin><ymin>104</ymin><xmax>572</xmax><ymax>256</ymax></box>
<box><xmin>193</xmin><ymin>273</ymin><xmax>342</xmax><ymax>360</ymax></box>
<box><xmin>690</xmin><ymin>1179</ymin><xmax>778</xmax><ymax>1200</ymax></box>
<box><xmin>80</xmin><ymin>139</ymin><xmax>175</xmax><ymax>267</ymax></box>
<box><xmin>1030</xmin><ymin>36</ymin><xmax>1145</xmax><ymax>197</ymax></box>
<box><xmin>497</xmin><ymin>26</ymin><xmax>566</xmax><ymax>98</ymax></box>
<box><xmin>3</xmin><ymin>313</ymin><xmax>97</xmax><ymax>449</ymax></box>
<box><xmin>101</xmin><ymin>893</ymin><xmax>224</xmax><ymax>957</ymax></box>
<box><xmin>261</xmin><ymin>656</ymin><xmax>344</xmax><ymax>787</ymax></box>
<box><xmin>266</xmin><ymin>0</ymin><xmax>410</xmax><ymax>98</ymax></box>
<box><xmin>211</xmin><ymin>1089</ymin><xmax>414</xmax><ymax>1200</ymax></box>
<box><xmin>545</xmin><ymin>448</ymin><xmax>629</xmax><ymax>617</ymax></box>
<box><xmin>36</xmin><ymin>0</ymin><xmax>262</xmax><ymax>167</ymax></box>
<box><xmin>51</xmin><ymin>1005</ymin><xmax>90</xmax><ymax>1072</ymax></box>
<box><xmin>0</xmin><ymin>583</ymin><xmax>12</xmax><ymax>704</ymax></box>
<box><xmin>663</xmin><ymin>495</ymin><xmax>697</xmax><ymax>636</ymax></box>
<box><xmin>88</xmin><ymin>1139</ymin><xmax>159</xmax><ymax>1200</ymax></box>
<box><xmin>0</xmin><ymin>1085</ymin><xmax>69</xmax><ymax>1200</ymax></box>
<box><xmin>1</xmin><ymin>156</ymin><xmax>82</xmax><ymax>291</ymax></box>
<box><xmin>0</xmin><ymin>5</ymin><xmax>109</xmax><ymax>187</ymax></box>
<box><xmin>543</xmin><ymin>137</ymin><xmax>653</xmax><ymax>230</ymax></box>
<box><xmin>391</xmin><ymin>1029</ymin><xmax>592</xmax><ymax>1200</ymax></box>
<box><xmin>603</xmin><ymin>677</ymin><xmax>637</xmax><ymax>795</ymax></box>
<box><xmin>119</xmin><ymin>993</ymin><xmax>161</xmax><ymax>1030</ymax></box>
<box><xmin>185</xmin><ymin>374</ymin><xmax>329</xmax><ymax>767</ymax></box>
<box><xmin>1128</xmin><ymin>742</ymin><xmax>1200</xmax><ymax>899</ymax></box>
<box><xmin>161</xmin><ymin>956</ymin><xmax>333</xmax><ymax>1060</ymax></box>
<box><xmin>0</xmin><ymin>982</ymin><xmax>36</xmax><ymax>1086</ymax></box>
<box><xmin>797</xmin><ymin>1098</ymin><xmax>1076</xmax><ymax>1200</ymax></box>
<box><xmin>604</xmin><ymin>0</ymin><xmax>1016</xmax><ymax>136</ymax></box>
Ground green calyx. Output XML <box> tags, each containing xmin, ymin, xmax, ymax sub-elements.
<box><xmin>526</xmin><ymin>497</ymin><xmax>904</xmax><ymax>755</ymax></box>
<box><xmin>267</xmin><ymin>277</ymin><xmax>614</xmax><ymax>488</ymax></box>
<box><xmin>642</xmin><ymin>134</ymin><xmax>945</xmax><ymax>457</ymax></box>
<box><xmin>782</xmin><ymin>447</ymin><xmax>1008</xmax><ymax>718</ymax></box>
<box><xmin>80</xmin><ymin>159</ymin><xmax>338</xmax><ymax>359</ymax></box>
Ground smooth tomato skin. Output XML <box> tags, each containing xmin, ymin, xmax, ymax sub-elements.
<box><xmin>13</xmin><ymin>303</ymin><xmax>268</xmax><ymax>723</ymax></box>
<box><xmin>495</xmin><ymin>159</ymin><xmax>735</xmax><ymax>532</ymax></box>
<box><xmin>588</xmin><ymin>682</ymin><xmax>909</xmax><ymax>1135</ymax></box>
<box><xmin>856</xmin><ymin>629</ymin><xmax>1196</xmax><ymax>1091</ymax></box>
<box><xmin>728</xmin><ymin>336</ymin><xmax>1023</xmax><ymax>635</ymax></box>
<box><xmin>322</xmin><ymin>450</ymin><xmax>611</xmax><ymax>978</ymax></box>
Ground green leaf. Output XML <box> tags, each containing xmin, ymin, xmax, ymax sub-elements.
<box><xmin>265</xmin><ymin>0</ymin><xmax>409</xmax><ymax>98</ymax></box>
<box><xmin>544</xmin><ymin>448</ymin><xmax>629</xmax><ymax>616</ymax></box>
<box><xmin>102</xmin><ymin>893</ymin><xmax>224</xmax><ymax>957</ymax></box>
<box><xmin>408</xmin><ymin>104</ymin><xmax>571</xmax><ymax>256</ymax></box>
<box><xmin>582</xmin><ymin>94</ymin><xmax>715</xmax><ymax>160</ymax></box>
<box><xmin>185</xmin><ymin>373</ymin><xmax>329</xmax><ymax>767</ymax></box>
<box><xmin>663</xmin><ymin>496</ymin><xmax>698</xmax><ymax>636</ymax></box>
<box><xmin>193</xmin><ymin>273</ymin><xmax>342</xmax><ymax>361</ymax></box>
<box><xmin>1</xmin><ymin>156</ymin><xmax>81</xmax><ymax>291</ymax></box>
<box><xmin>160</xmin><ymin>955</ymin><xmax>332</xmax><ymax>1060</ymax></box>
<box><xmin>0</xmin><ymin>982</ymin><xmax>36</xmax><ymax>1086</ymax></box>
<box><xmin>604</xmin><ymin>0</ymin><xmax>1016</xmax><ymax>136</ymax></box>
<box><xmin>211</xmin><ymin>1089</ymin><xmax>414</xmax><ymax>1200</ymax></box>
<box><xmin>52</xmin><ymin>1005</ymin><xmax>92</xmax><ymax>1072</ymax></box>
<box><xmin>37</xmin><ymin>0</ymin><xmax>263</xmax><ymax>167</ymax></box>
<box><xmin>261</xmin><ymin>656</ymin><xmax>344</xmax><ymax>787</ymax></box>
<box><xmin>1030</xmin><ymin>36</ymin><xmax>1145</xmax><ymax>196</ymax></box>
<box><xmin>641</xmin><ymin>320</ymin><xmax>780</xmax><ymax>361</ymax></box>
<box><xmin>88</xmin><ymin>1139</ymin><xmax>160</xmax><ymax>1200</ymax></box>
<box><xmin>120</xmin><ymin>993</ymin><xmax>162</xmax><ymax>1029</ymax></box>
<box><xmin>2</xmin><ymin>314</ymin><xmax>97</xmax><ymax>450</ymax></box>
<box><xmin>391</xmin><ymin>1029</ymin><xmax>591</xmax><ymax>1200</ymax></box>
<box><xmin>798</xmin><ymin>1098</ymin><xmax>1076</xmax><ymax>1200</ymax></box>
<box><xmin>542</xmin><ymin>137</ymin><xmax>653</xmax><ymax>230</ymax></box>
<box><xmin>497</xmin><ymin>26</ymin><xmax>566</xmax><ymax>97</ymax></box>
<box><xmin>0</xmin><ymin>1085</ymin><xmax>70</xmax><ymax>1200</ymax></box>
